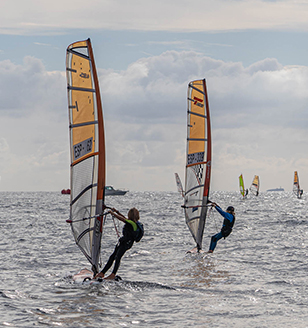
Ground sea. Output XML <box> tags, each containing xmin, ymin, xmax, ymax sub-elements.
<box><xmin>0</xmin><ymin>190</ymin><xmax>307</xmax><ymax>327</ymax></box>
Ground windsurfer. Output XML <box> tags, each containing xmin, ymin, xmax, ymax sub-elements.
<box><xmin>95</xmin><ymin>207</ymin><xmax>141</xmax><ymax>280</ymax></box>
<box><xmin>208</xmin><ymin>203</ymin><xmax>235</xmax><ymax>253</ymax></box>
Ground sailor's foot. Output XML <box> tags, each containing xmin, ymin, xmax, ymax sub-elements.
<box><xmin>95</xmin><ymin>272</ymin><xmax>104</xmax><ymax>279</ymax></box>
<box><xmin>208</xmin><ymin>250</ymin><xmax>213</xmax><ymax>253</ymax></box>
<box><xmin>104</xmin><ymin>273</ymin><xmax>116</xmax><ymax>280</ymax></box>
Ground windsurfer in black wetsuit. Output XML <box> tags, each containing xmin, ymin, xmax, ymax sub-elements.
<box><xmin>208</xmin><ymin>203</ymin><xmax>235</xmax><ymax>253</ymax></box>
<box><xmin>95</xmin><ymin>207</ymin><xmax>141</xmax><ymax>280</ymax></box>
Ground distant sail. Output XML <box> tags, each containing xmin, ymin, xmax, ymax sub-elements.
<box><xmin>183</xmin><ymin>79</ymin><xmax>212</xmax><ymax>251</ymax></box>
<box><xmin>175</xmin><ymin>173</ymin><xmax>184</xmax><ymax>197</ymax></box>
<box><xmin>250</xmin><ymin>175</ymin><xmax>259</xmax><ymax>196</ymax></box>
<box><xmin>66</xmin><ymin>39</ymin><xmax>106</xmax><ymax>274</ymax></box>
<box><xmin>293</xmin><ymin>171</ymin><xmax>303</xmax><ymax>199</ymax></box>
<box><xmin>239</xmin><ymin>174</ymin><xmax>245</xmax><ymax>198</ymax></box>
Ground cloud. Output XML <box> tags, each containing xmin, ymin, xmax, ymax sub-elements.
<box><xmin>0</xmin><ymin>56</ymin><xmax>66</xmax><ymax>116</ymax></box>
<box><xmin>0</xmin><ymin>51</ymin><xmax>307</xmax><ymax>191</ymax></box>
<box><xmin>2</xmin><ymin>1</ymin><xmax>308</xmax><ymax>35</ymax></box>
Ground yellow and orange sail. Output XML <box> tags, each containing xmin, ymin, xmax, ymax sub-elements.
<box><xmin>184</xmin><ymin>79</ymin><xmax>212</xmax><ymax>250</ymax></box>
<box><xmin>66</xmin><ymin>39</ymin><xmax>106</xmax><ymax>274</ymax></box>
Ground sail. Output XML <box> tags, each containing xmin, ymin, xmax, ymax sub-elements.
<box><xmin>239</xmin><ymin>174</ymin><xmax>245</xmax><ymax>198</ymax></box>
<box><xmin>250</xmin><ymin>175</ymin><xmax>259</xmax><ymax>196</ymax></box>
<box><xmin>66</xmin><ymin>38</ymin><xmax>106</xmax><ymax>274</ymax></box>
<box><xmin>293</xmin><ymin>171</ymin><xmax>302</xmax><ymax>198</ymax></box>
<box><xmin>184</xmin><ymin>79</ymin><xmax>212</xmax><ymax>250</ymax></box>
<box><xmin>175</xmin><ymin>173</ymin><xmax>184</xmax><ymax>197</ymax></box>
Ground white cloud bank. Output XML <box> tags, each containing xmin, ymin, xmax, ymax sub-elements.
<box><xmin>2</xmin><ymin>0</ymin><xmax>308</xmax><ymax>35</ymax></box>
<box><xmin>0</xmin><ymin>51</ymin><xmax>307</xmax><ymax>191</ymax></box>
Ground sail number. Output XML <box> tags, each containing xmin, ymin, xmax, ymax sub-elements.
<box><xmin>187</xmin><ymin>151</ymin><xmax>204</xmax><ymax>165</ymax></box>
<box><xmin>73</xmin><ymin>137</ymin><xmax>93</xmax><ymax>161</ymax></box>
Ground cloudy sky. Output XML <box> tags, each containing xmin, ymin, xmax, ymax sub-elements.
<box><xmin>0</xmin><ymin>0</ymin><xmax>307</xmax><ymax>192</ymax></box>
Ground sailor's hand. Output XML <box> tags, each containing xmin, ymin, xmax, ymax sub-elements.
<box><xmin>211</xmin><ymin>202</ymin><xmax>217</xmax><ymax>207</ymax></box>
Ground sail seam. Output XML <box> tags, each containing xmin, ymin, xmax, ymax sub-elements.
<box><xmin>71</xmin><ymin>183</ymin><xmax>98</xmax><ymax>206</ymax></box>
<box><xmin>71</xmin><ymin>152</ymin><xmax>99</xmax><ymax>166</ymax></box>
<box><xmin>185</xmin><ymin>184</ymin><xmax>204</xmax><ymax>195</ymax></box>
<box><xmin>77</xmin><ymin>227</ymin><xmax>94</xmax><ymax>243</ymax></box>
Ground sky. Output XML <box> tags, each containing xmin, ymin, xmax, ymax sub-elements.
<box><xmin>0</xmin><ymin>0</ymin><xmax>308</xmax><ymax>192</ymax></box>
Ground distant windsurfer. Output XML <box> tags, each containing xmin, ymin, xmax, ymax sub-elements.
<box><xmin>208</xmin><ymin>203</ymin><xmax>235</xmax><ymax>253</ymax></box>
<box><xmin>95</xmin><ymin>207</ymin><xmax>142</xmax><ymax>280</ymax></box>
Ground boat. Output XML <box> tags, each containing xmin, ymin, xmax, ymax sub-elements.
<box><xmin>239</xmin><ymin>174</ymin><xmax>248</xmax><ymax>198</ymax></box>
<box><xmin>293</xmin><ymin>171</ymin><xmax>303</xmax><ymax>199</ymax></box>
<box><xmin>182</xmin><ymin>79</ymin><xmax>212</xmax><ymax>252</ymax></box>
<box><xmin>61</xmin><ymin>189</ymin><xmax>71</xmax><ymax>194</ymax></box>
<box><xmin>250</xmin><ymin>175</ymin><xmax>260</xmax><ymax>196</ymax></box>
<box><xmin>266</xmin><ymin>187</ymin><xmax>284</xmax><ymax>192</ymax></box>
<box><xmin>66</xmin><ymin>38</ymin><xmax>107</xmax><ymax>275</ymax></box>
<box><xmin>105</xmin><ymin>186</ymin><xmax>128</xmax><ymax>196</ymax></box>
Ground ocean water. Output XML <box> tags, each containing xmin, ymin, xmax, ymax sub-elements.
<box><xmin>0</xmin><ymin>190</ymin><xmax>307</xmax><ymax>327</ymax></box>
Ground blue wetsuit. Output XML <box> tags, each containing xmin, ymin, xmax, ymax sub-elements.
<box><xmin>209</xmin><ymin>206</ymin><xmax>235</xmax><ymax>252</ymax></box>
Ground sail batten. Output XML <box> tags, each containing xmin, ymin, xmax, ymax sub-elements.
<box><xmin>184</xmin><ymin>79</ymin><xmax>212</xmax><ymax>250</ymax></box>
<box><xmin>67</xmin><ymin>48</ymin><xmax>91</xmax><ymax>60</ymax></box>
<box><xmin>66</xmin><ymin>38</ymin><xmax>106</xmax><ymax>274</ymax></box>
<box><xmin>187</xmin><ymin>111</ymin><xmax>207</xmax><ymax>118</ymax></box>
<box><xmin>67</xmin><ymin>86</ymin><xmax>96</xmax><ymax>92</ymax></box>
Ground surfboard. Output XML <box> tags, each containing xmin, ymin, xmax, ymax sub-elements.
<box><xmin>186</xmin><ymin>247</ymin><xmax>206</xmax><ymax>254</ymax></box>
<box><xmin>72</xmin><ymin>268</ymin><xmax>93</xmax><ymax>283</ymax></box>
<box><xmin>72</xmin><ymin>268</ymin><xmax>122</xmax><ymax>284</ymax></box>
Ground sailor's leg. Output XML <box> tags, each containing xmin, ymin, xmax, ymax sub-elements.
<box><xmin>101</xmin><ymin>244</ymin><xmax>119</xmax><ymax>274</ymax></box>
<box><xmin>209</xmin><ymin>232</ymin><xmax>223</xmax><ymax>252</ymax></box>
<box><xmin>112</xmin><ymin>243</ymin><xmax>130</xmax><ymax>275</ymax></box>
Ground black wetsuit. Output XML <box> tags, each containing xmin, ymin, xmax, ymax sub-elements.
<box><xmin>100</xmin><ymin>220</ymin><xmax>137</xmax><ymax>275</ymax></box>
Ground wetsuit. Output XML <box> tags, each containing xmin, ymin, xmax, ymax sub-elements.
<box><xmin>100</xmin><ymin>219</ymin><xmax>137</xmax><ymax>275</ymax></box>
<box><xmin>209</xmin><ymin>206</ymin><xmax>235</xmax><ymax>252</ymax></box>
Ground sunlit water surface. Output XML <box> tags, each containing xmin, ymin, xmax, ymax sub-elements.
<box><xmin>0</xmin><ymin>191</ymin><xmax>307</xmax><ymax>327</ymax></box>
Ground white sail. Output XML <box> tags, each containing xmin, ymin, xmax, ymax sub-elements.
<box><xmin>175</xmin><ymin>173</ymin><xmax>184</xmax><ymax>197</ymax></box>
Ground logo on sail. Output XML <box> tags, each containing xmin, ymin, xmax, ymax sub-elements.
<box><xmin>80</xmin><ymin>72</ymin><xmax>90</xmax><ymax>79</ymax></box>
<box><xmin>193</xmin><ymin>96</ymin><xmax>204</xmax><ymax>108</ymax></box>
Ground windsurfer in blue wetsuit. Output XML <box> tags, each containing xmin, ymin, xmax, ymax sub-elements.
<box><xmin>208</xmin><ymin>203</ymin><xmax>235</xmax><ymax>253</ymax></box>
<box><xmin>95</xmin><ymin>207</ymin><xmax>142</xmax><ymax>280</ymax></box>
